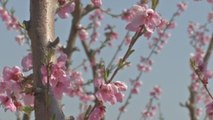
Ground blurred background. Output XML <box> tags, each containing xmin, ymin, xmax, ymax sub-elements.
<box><xmin>0</xmin><ymin>0</ymin><xmax>213</xmax><ymax>120</ymax></box>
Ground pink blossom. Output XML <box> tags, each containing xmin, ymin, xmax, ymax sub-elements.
<box><xmin>89</xmin><ymin>9</ymin><xmax>104</xmax><ymax>21</ymax></box>
<box><xmin>208</xmin><ymin>11</ymin><xmax>213</xmax><ymax>23</ymax></box>
<box><xmin>108</xmin><ymin>31</ymin><xmax>118</xmax><ymax>41</ymax></box>
<box><xmin>95</xmin><ymin>81</ymin><xmax>127</xmax><ymax>105</ymax></box>
<box><xmin>190</xmin><ymin>48</ymin><xmax>205</xmax><ymax>64</ymax></box>
<box><xmin>0</xmin><ymin>96</ymin><xmax>16</xmax><ymax>112</ymax></box>
<box><xmin>137</xmin><ymin>57</ymin><xmax>153</xmax><ymax>72</ymax></box>
<box><xmin>191</xmin><ymin>82</ymin><xmax>200</xmax><ymax>92</ymax></box>
<box><xmin>0</xmin><ymin>7</ymin><xmax>20</xmax><ymax>30</ymax></box>
<box><xmin>121</xmin><ymin>9</ymin><xmax>135</xmax><ymax>22</ymax></box>
<box><xmin>21</xmin><ymin>53</ymin><xmax>33</xmax><ymax>72</ymax></box>
<box><xmin>113</xmin><ymin>81</ymin><xmax>128</xmax><ymax>91</ymax></box>
<box><xmin>15</xmin><ymin>35</ymin><xmax>25</xmax><ymax>45</ymax></box>
<box><xmin>206</xmin><ymin>102</ymin><xmax>213</xmax><ymax>119</ymax></box>
<box><xmin>70</xmin><ymin>71</ymin><xmax>84</xmax><ymax>86</ymax></box>
<box><xmin>177</xmin><ymin>2</ymin><xmax>187</xmax><ymax>12</ymax></box>
<box><xmin>96</xmin><ymin>83</ymin><xmax>117</xmax><ymax>104</ymax></box>
<box><xmin>207</xmin><ymin>0</ymin><xmax>213</xmax><ymax>4</ymax></box>
<box><xmin>196</xmin><ymin>108</ymin><xmax>202</xmax><ymax>119</ymax></box>
<box><xmin>91</xmin><ymin>0</ymin><xmax>102</xmax><ymax>7</ymax></box>
<box><xmin>150</xmin><ymin>85</ymin><xmax>162</xmax><ymax>99</ymax></box>
<box><xmin>52</xmin><ymin>79</ymin><xmax>70</xmax><ymax>100</ymax></box>
<box><xmin>0</xmin><ymin>7</ymin><xmax>11</xmax><ymax>23</ymax></box>
<box><xmin>119</xmin><ymin>105</ymin><xmax>127</xmax><ymax>112</ymax></box>
<box><xmin>158</xmin><ymin>19</ymin><xmax>168</xmax><ymax>30</ymax></box>
<box><xmin>57</xmin><ymin>52</ymin><xmax>67</xmax><ymax>65</ymax></box>
<box><xmin>79</xmin><ymin>29</ymin><xmax>89</xmax><ymax>41</ymax></box>
<box><xmin>126</xmin><ymin>5</ymin><xmax>161</xmax><ymax>34</ymax></box>
<box><xmin>168</xmin><ymin>21</ymin><xmax>177</xmax><ymax>29</ymax></box>
<box><xmin>0</xmin><ymin>81</ymin><xmax>7</xmax><ymax>94</ymax></box>
<box><xmin>124</xmin><ymin>34</ymin><xmax>132</xmax><ymax>45</ymax></box>
<box><xmin>3</xmin><ymin>66</ymin><xmax>22</xmax><ymax>81</ymax></box>
<box><xmin>130</xmin><ymin>80</ymin><xmax>142</xmax><ymax>94</ymax></box>
<box><xmin>40</xmin><ymin>54</ymin><xmax>77</xmax><ymax>100</ymax></box>
<box><xmin>91</xmin><ymin>32</ymin><xmax>99</xmax><ymax>42</ymax></box>
<box><xmin>93</xmin><ymin>78</ymin><xmax>104</xmax><ymax>88</ymax></box>
<box><xmin>79</xmin><ymin>94</ymin><xmax>95</xmax><ymax>103</ymax></box>
<box><xmin>57</xmin><ymin>2</ymin><xmax>75</xmax><ymax>19</ymax></box>
<box><xmin>88</xmin><ymin>105</ymin><xmax>105</xmax><ymax>120</ymax></box>
<box><xmin>142</xmin><ymin>106</ymin><xmax>157</xmax><ymax>119</ymax></box>
<box><xmin>65</xmin><ymin>71</ymin><xmax>85</xmax><ymax>98</ymax></box>
<box><xmin>187</xmin><ymin>22</ymin><xmax>198</xmax><ymax>36</ymax></box>
<box><xmin>7</xmin><ymin>16</ymin><xmax>20</xmax><ymax>30</ymax></box>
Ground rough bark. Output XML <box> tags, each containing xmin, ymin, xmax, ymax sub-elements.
<box><xmin>28</xmin><ymin>0</ymin><xmax>64</xmax><ymax>120</ymax></box>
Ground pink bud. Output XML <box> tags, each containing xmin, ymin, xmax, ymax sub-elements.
<box><xmin>91</xmin><ymin>0</ymin><xmax>102</xmax><ymax>7</ymax></box>
<box><xmin>57</xmin><ymin>2</ymin><xmax>75</xmax><ymax>19</ymax></box>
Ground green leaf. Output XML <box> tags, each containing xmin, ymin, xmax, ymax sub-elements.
<box><xmin>127</xmin><ymin>49</ymin><xmax>135</xmax><ymax>58</ymax></box>
<box><xmin>19</xmin><ymin>22</ymin><xmax>26</xmax><ymax>29</ymax></box>
<box><xmin>51</xmin><ymin>114</ymin><xmax>56</xmax><ymax>120</ymax></box>
<box><xmin>152</xmin><ymin>0</ymin><xmax>159</xmax><ymax>10</ymax></box>
<box><xmin>22</xmin><ymin>106</ymin><xmax>33</xmax><ymax>115</ymax></box>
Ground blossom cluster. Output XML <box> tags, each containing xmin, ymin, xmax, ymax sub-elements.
<box><xmin>125</xmin><ymin>4</ymin><xmax>162</xmax><ymax>38</ymax></box>
<box><xmin>186</xmin><ymin>1</ymin><xmax>213</xmax><ymax>118</ymax></box>
<box><xmin>41</xmin><ymin>52</ymin><xmax>95</xmax><ymax>102</ymax></box>
<box><xmin>141</xmin><ymin>86</ymin><xmax>162</xmax><ymax>120</ymax></box>
<box><xmin>57</xmin><ymin>0</ymin><xmax>75</xmax><ymax>19</ymax></box>
<box><xmin>0</xmin><ymin>7</ymin><xmax>19</xmax><ymax>30</ymax></box>
<box><xmin>94</xmin><ymin>78</ymin><xmax>127</xmax><ymax>105</ymax></box>
<box><xmin>0</xmin><ymin>66</ymin><xmax>34</xmax><ymax>112</ymax></box>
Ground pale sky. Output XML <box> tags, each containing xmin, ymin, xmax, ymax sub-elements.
<box><xmin>0</xmin><ymin>0</ymin><xmax>213</xmax><ymax>120</ymax></box>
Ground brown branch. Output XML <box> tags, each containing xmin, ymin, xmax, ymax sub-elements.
<box><xmin>28</xmin><ymin>0</ymin><xmax>64</xmax><ymax>120</ymax></box>
<box><xmin>64</xmin><ymin>2</ymin><xmax>98</xmax><ymax>69</ymax></box>
<box><xmin>107</xmin><ymin>32</ymin><xmax>128</xmax><ymax>70</ymax></box>
<box><xmin>64</xmin><ymin>0</ymin><xmax>82</xmax><ymax>68</ymax></box>
<box><xmin>185</xmin><ymin>84</ymin><xmax>197</xmax><ymax>120</ymax></box>
<box><xmin>203</xmin><ymin>33</ymin><xmax>213</xmax><ymax>65</ymax></box>
<box><xmin>186</xmin><ymin>33</ymin><xmax>213</xmax><ymax>120</ymax></box>
<box><xmin>107</xmin><ymin>28</ymin><xmax>144</xmax><ymax>83</ymax></box>
<box><xmin>81</xmin><ymin>4</ymin><xmax>97</xmax><ymax>17</ymax></box>
<box><xmin>81</xmin><ymin>40</ymin><xmax>97</xmax><ymax>78</ymax></box>
<box><xmin>22</xmin><ymin>113</ymin><xmax>30</xmax><ymax>120</ymax></box>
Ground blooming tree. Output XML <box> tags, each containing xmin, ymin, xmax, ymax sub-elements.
<box><xmin>0</xmin><ymin>0</ymin><xmax>213</xmax><ymax>120</ymax></box>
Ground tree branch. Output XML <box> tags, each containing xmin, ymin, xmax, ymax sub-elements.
<box><xmin>203</xmin><ymin>33</ymin><xmax>213</xmax><ymax>65</ymax></box>
<box><xmin>28</xmin><ymin>0</ymin><xmax>64</xmax><ymax>119</ymax></box>
<box><xmin>64</xmin><ymin>0</ymin><xmax>82</xmax><ymax>68</ymax></box>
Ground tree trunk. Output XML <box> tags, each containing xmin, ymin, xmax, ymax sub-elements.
<box><xmin>28</xmin><ymin>0</ymin><xmax>65</xmax><ymax>120</ymax></box>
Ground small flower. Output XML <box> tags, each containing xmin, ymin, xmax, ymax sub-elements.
<box><xmin>150</xmin><ymin>85</ymin><xmax>162</xmax><ymax>99</ymax></box>
<box><xmin>95</xmin><ymin>80</ymin><xmax>127</xmax><ymax>105</ymax></box>
<box><xmin>91</xmin><ymin>0</ymin><xmax>102</xmax><ymax>7</ymax></box>
<box><xmin>15</xmin><ymin>35</ymin><xmax>25</xmax><ymax>45</ymax></box>
<box><xmin>208</xmin><ymin>11</ymin><xmax>213</xmax><ymax>23</ymax></box>
<box><xmin>79</xmin><ymin>29</ymin><xmax>89</xmax><ymax>41</ymax></box>
<box><xmin>57</xmin><ymin>2</ymin><xmax>75</xmax><ymax>19</ymax></box>
<box><xmin>130</xmin><ymin>80</ymin><xmax>142</xmax><ymax>94</ymax></box>
<box><xmin>206</xmin><ymin>102</ymin><xmax>213</xmax><ymax>119</ymax></box>
<box><xmin>207</xmin><ymin>0</ymin><xmax>213</xmax><ymax>4</ymax></box>
<box><xmin>88</xmin><ymin>105</ymin><xmax>105</xmax><ymax>120</ymax></box>
<box><xmin>119</xmin><ymin>105</ymin><xmax>127</xmax><ymax>112</ymax></box>
<box><xmin>126</xmin><ymin>5</ymin><xmax>161</xmax><ymax>34</ymax></box>
<box><xmin>21</xmin><ymin>53</ymin><xmax>33</xmax><ymax>72</ymax></box>
<box><xmin>0</xmin><ymin>96</ymin><xmax>16</xmax><ymax>112</ymax></box>
<box><xmin>177</xmin><ymin>2</ymin><xmax>187</xmax><ymax>12</ymax></box>
<box><xmin>3</xmin><ymin>66</ymin><xmax>22</xmax><ymax>81</ymax></box>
